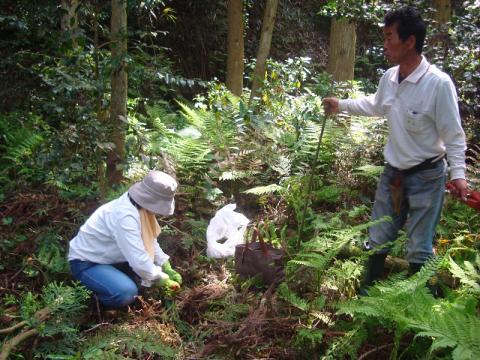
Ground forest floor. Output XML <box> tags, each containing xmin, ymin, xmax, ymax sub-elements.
<box><xmin>1</xmin><ymin>190</ymin><xmax>412</xmax><ymax>359</ymax></box>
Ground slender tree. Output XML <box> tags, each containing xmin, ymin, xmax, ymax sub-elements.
<box><xmin>108</xmin><ymin>0</ymin><xmax>128</xmax><ymax>186</ymax></box>
<box><xmin>60</xmin><ymin>0</ymin><xmax>79</xmax><ymax>46</ymax></box>
<box><xmin>226</xmin><ymin>0</ymin><xmax>244</xmax><ymax>96</ymax></box>
<box><xmin>327</xmin><ymin>17</ymin><xmax>356</xmax><ymax>81</ymax></box>
<box><xmin>249</xmin><ymin>0</ymin><xmax>278</xmax><ymax>104</ymax></box>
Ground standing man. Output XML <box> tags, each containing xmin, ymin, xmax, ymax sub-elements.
<box><xmin>323</xmin><ymin>6</ymin><xmax>468</xmax><ymax>292</ymax></box>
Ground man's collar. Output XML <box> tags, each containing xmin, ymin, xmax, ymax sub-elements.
<box><xmin>389</xmin><ymin>56</ymin><xmax>430</xmax><ymax>84</ymax></box>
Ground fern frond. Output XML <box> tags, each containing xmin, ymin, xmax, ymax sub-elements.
<box><xmin>0</xmin><ymin>115</ymin><xmax>43</xmax><ymax>164</ymax></box>
<box><xmin>354</xmin><ymin>164</ymin><xmax>384</xmax><ymax>179</ymax></box>
<box><xmin>413</xmin><ymin>307</ymin><xmax>480</xmax><ymax>359</ymax></box>
<box><xmin>177</xmin><ymin>101</ymin><xmax>206</xmax><ymax>131</ymax></box>
<box><xmin>278</xmin><ymin>282</ymin><xmax>309</xmax><ymax>311</ymax></box>
<box><xmin>293</xmin><ymin>327</ymin><xmax>325</xmax><ymax>349</ymax></box>
<box><xmin>293</xmin><ymin>121</ymin><xmax>323</xmax><ymax>159</ymax></box>
<box><xmin>271</xmin><ymin>155</ymin><xmax>292</xmax><ymax>176</ymax></box>
<box><xmin>289</xmin><ymin>232</ymin><xmax>355</xmax><ymax>278</ymax></box>
<box><xmin>177</xmin><ymin>99</ymin><xmax>243</xmax><ymax>154</ymax></box>
<box><xmin>290</xmin><ymin>221</ymin><xmax>390</xmax><ymax>277</ymax></box>
<box><xmin>162</xmin><ymin>137</ymin><xmax>212</xmax><ymax>178</ymax></box>
<box><xmin>4</xmin><ymin>133</ymin><xmax>43</xmax><ymax>161</ymax></box>
<box><xmin>322</xmin><ymin>326</ymin><xmax>367</xmax><ymax>360</ymax></box>
<box><xmin>448</xmin><ymin>255</ymin><xmax>480</xmax><ymax>294</ymax></box>
<box><xmin>243</xmin><ymin>184</ymin><xmax>284</xmax><ymax>195</ymax></box>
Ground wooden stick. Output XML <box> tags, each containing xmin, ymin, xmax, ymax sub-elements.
<box><xmin>358</xmin><ymin>343</ymin><xmax>393</xmax><ymax>360</ymax></box>
<box><xmin>0</xmin><ymin>306</ymin><xmax>51</xmax><ymax>335</ymax></box>
<box><xmin>0</xmin><ymin>328</ymin><xmax>39</xmax><ymax>360</ymax></box>
<box><xmin>0</xmin><ymin>321</ymin><xmax>27</xmax><ymax>335</ymax></box>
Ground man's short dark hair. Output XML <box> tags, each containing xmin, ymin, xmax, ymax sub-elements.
<box><xmin>384</xmin><ymin>6</ymin><xmax>426</xmax><ymax>54</ymax></box>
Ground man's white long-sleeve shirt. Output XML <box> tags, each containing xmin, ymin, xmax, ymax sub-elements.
<box><xmin>68</xmin><ymin>192</ymin><xmax>170</xmax><ymax>286</ymax></box>
<box><xmin>339</xmin><ymin>56</ymin><xmax>466</xmax><ymax>180</ymax></box>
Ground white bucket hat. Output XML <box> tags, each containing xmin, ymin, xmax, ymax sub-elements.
<box><xmin>128</xmin><ymin>171</ymin><xmax>177</xmax><ymax>215</ymax></box>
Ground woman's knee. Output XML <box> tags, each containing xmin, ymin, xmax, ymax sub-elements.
<box><xmin>73</xmin><ymin>264</ymin><xmax>139</xmax><ymax>308</ymax></box>
<box><xmin>109</xmin><ymin>282</ymin><xmax>138</xmax><ymax>308</ymax></box>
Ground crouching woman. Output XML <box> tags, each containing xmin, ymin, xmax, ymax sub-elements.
<box><xmin>68</xmin><ymin>170</ymin><xmax>182</xmax><ymax>308</ymax></box>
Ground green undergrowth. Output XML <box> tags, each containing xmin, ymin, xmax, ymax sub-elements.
<box><xmin>1</xmin><ymin>56</ymin><xmax>479</xmax><ymax>359</ymax></box>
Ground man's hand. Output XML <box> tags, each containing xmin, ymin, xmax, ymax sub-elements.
<box><xmin>466</xmin><ymin>191</ymin><xmax>480</xmax><ymax>211</ymax></box>
<box><xmin>322</xmin><ymin>97</ymin><xmax>340</xmax><ymax>115</ymax></box>
<box><xmin>448</xmin><ymin>178</ymin><xmax>469</xmax><ymax>201</ymax></box>
<box><xmin>447</xmin><ymin>179</ymin><xmax>480</xmax><ymax>211</ymax></box>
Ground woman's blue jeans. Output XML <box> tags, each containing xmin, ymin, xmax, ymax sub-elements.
<box><xmin>368</xmin><ymin>159</ymin><xmax>446</xmax><ymax>264</ymax></box>
<box><xmin>69</xmin><ymin>260</ymin><xmax>138</xmax><ymax>309</ymax></box>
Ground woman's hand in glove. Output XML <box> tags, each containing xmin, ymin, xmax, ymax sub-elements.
<box><xmin>162</xmin><ymin>261</ymin><xmax>183</xmax><ymax>285</ymax></box>
<box><xmin>154</xmin><ymin>277</ymin><xmax>181</xmax><ymax>292</ymax></box>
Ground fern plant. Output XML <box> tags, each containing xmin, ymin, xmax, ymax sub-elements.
<box><xmin>0</xmin><ymin>113</ymin><xmax>43</xmax><ymax>191</ymax></box>
<box><xmin>412</xmin><ymin>306</ymin><xmax>480</xmax><ymax>360</ymax></box>
<box><xmin>80</xmin><ymin>325</ymin><xmax>177</xmax><ymax>359</ymax></box>
<box><xmin>293</xmin><ymin>327</ymin><xmax>325</xmax><ymax>351</ymax></box>
<box><xmin>287</xmin><ymin>220</ymin><xmax>381</xmax><ymax>277</ymax></box>
<box><xmin>338</xmin><ymin>257</ymin><xmax>480</xmax><ymax>360</ymax></box>
<box><xmin>177</xmin><ymin>96</ymin><xmax>243</xmax><ymax>156</ymax></box>
<box><xmin>0</xmin><ymin>282</ymin><xmax>90</xmax><ymax>359</ymax></box>
<box><xmin>142</xmin><ymin>93</ymin><xmax>248</xmax><ymax>187</ymax></box>
<box><xmin>278</xmin><ymin>282</ymin><xmax>327</xmax><ymax>353</ymax></box>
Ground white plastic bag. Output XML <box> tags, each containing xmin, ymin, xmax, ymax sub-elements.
<box><xmin>206</xmin><ymin>204</ymin><xmax>249</xmax><ymax>258</ymax></box>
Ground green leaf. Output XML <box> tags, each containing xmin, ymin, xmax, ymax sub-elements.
<box><xmin>452</xmin><ymin>346</ymin><xmax>474</xmax><ymax>360</ymax></box>
<box><xmin>2</xmin><ymin>216</ymin><xmax>13</xmax><ymax>225</ymax></box>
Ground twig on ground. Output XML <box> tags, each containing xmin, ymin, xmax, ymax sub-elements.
<box><xmin>157</xmin><ymin>218</ymin><xmax>190</xmax><ymax>237</ymax></box>
<box><xmin>83</xmin><ymin>322</ymin><xmax>111</xmax><ymax>334</ymax></box>
<box><xmin>358</xmin><ymin>343</ymin><xmax>394</xmax><ymax>360</ymax></box>
<box><xmin>7</xmin><ymin>266</ymin><xmax>26</xmax><ymax>283</ymax></box>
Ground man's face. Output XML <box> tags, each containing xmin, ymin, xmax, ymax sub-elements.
<box><xmin>383</xmin><ymin>23</ymin><xmax>414</xmax><ymax>64</ymax></box>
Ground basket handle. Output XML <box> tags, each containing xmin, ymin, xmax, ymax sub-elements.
<box><xmin>241</xmin><ymin>222</ymin><xmax>269</xmax><ymax>263</ymax></box>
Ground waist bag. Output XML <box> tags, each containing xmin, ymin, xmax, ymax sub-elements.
<box><xmin>234</xmin><ymin>224</ymin><xmax>284</xmax><ymax>285</ymax></box>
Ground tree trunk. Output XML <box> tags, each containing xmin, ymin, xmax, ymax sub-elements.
<box><xmin>60</xmin><ymin>0</ymin><xmax>79</xmax><ymax>47</ymax></box>
<box><xmin>226</xmin><ymin>0</ymin><xmax>244</xmax><ymax>96</ymax></box>
<box><xmin>432</xmin><ymin>0</ymin><xmax>451</xmax><ymax>68</ymax></box>
<box><xmin>327</xmin><ymin>18</ymin><xmax>356</xmax><ymax>82</ymax></box>
<box><xmin>249</xmin><ymin>0</ymin><xmax>278</xmax><ymax>104</ymax></box>
<box><xmin>433</xmin><ymin>0</ymin><xmax>451</xmax><ymax>25</ymax></box>
<box><xmin>108</xmin><ymin>0</ymin><xmax>128</xmax><ymax>186</ymax></box>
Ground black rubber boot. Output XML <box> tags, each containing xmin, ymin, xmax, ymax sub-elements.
<box><xmin>358</xmin><ymin>253</ymin><xmax>387</xmax><ymax>296</ymax></box>
<box><xmin>409</xmin><ymin>262</ymin><xmax>439</xmax><ymax>297</ymax></box>
<box><xmin>408</xmin><ymin>262</ymin><xmax>423</xmax><ymax>275</ymax></box>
